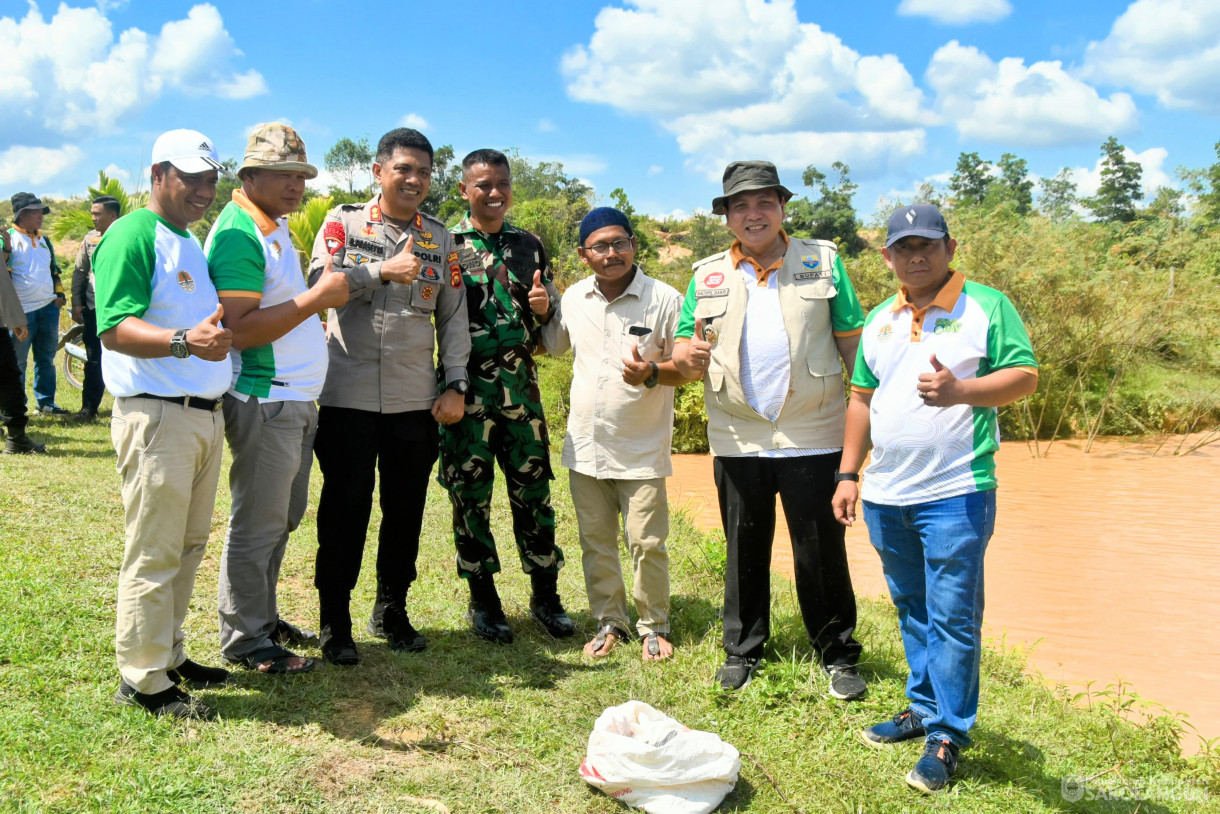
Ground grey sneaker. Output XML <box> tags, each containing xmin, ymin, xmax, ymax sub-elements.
<box><xmin>825</xmin><ymin>664</ymin><xmax>867</xmax><ymax>700</ymax></box>
<box><xmin>715</xmin><ymin>655</ymin><xmax>761</xmax><ymax>690</ymax></box>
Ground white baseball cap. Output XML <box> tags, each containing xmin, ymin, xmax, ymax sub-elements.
<box><xmin>151</xmin><ymin>129</ymin><xmax>227</xmax><ymax>174</ymax></box>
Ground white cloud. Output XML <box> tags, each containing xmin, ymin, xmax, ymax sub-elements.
<box><xmin>647</xmin><ymin>165</ymin><xmax>663</xmax><ymax>176</ymax></box>
<box><xmin>897</xmin><ymin>0</ymin><xmax>1011</xmax><ymax>25</ymax></box>
<box><xmin>926</xmin><ymin>41</ymin><xmax>1138</xmax><ymax>146</ymax></box>
<box><xmin>399</xmin><ymin>113</ymin><xmax>430</xmax><ymax>130</ymax></box>
<box><xmin>0</xmin><ymin>2</ymin><xmax>266</xmax><ymax>144</ymax></box>
<box><xmin>562</xmin><ymin>0</ymin><xmax>932</xmax><ymax>179</ymax></box>
<box><xmin>537</xmin><ymin>118</ymin><xmax>556</xmax><ymax>132</ymax></box>
<box><xmin>0</xmin><ymin>145</ymin><xmax>86</xmax><ymax>186</ymax></box>
<box><xmin>1081</xmin><ymin>0</ymin><xmax>1220</xmax><ymax>113</ymax></box>
<box><xmin>1066</xmin><ymin>145</ymin><xmax>1172</xmax><ymax>200</ymax></box>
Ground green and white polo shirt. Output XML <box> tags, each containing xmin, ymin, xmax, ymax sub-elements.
<box><xmin>93</xmin><ymin>208</ymin><xmax>231</xmax><ymax>399</ymax></box>
<box><xmin>204</xmin><ymin>190</ymin><xmax>327</xmax><ymax>401</ymax></box>
<box><xmin>852</xmin><ymin>271</ymin><xmax>1037</xmax><ymax>506</ymax></box>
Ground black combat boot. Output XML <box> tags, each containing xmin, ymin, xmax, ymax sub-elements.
<box><xmin>529</xmin><ymin>571</ymin><xmax>575</xmax><ymax>638</ymax></box>
<box><xmin>319</xmin><ymin>592</ymin><xmax>359</xmax><ymax>666</ymax></box>
<box><xmin>369</xmin><ymin>581</ymin><xmax>426</xmax><ymax>653</ymax></box>
<box><xmin>3</xmin><ymin>429</ymin><xmax>47</xmax><ymax>454</ymax></box>
<box><xmin>467</xmin><ymin>570</ymin><xmax>513</xmax><ymax>644</ymax></box>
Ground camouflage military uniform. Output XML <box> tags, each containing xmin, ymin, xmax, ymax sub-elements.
<box><xmin>438</xmin><ymin>215</ymin><xmax>564</xmax><ymax>578</ymax></box>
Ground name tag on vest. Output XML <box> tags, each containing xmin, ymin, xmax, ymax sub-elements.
<box><xmin>695</xmin><ymin>288</ymin><xmax>729</xmax><ymax>299</ymax></box>
<box><xmin>794</xmin><ymin>269</ymin><xmax>831</xmax><ymax>281</ymax></box>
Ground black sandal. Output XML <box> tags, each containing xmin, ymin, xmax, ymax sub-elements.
<box><xmin>643</xmin><ymin>632</ymin><xmax>673</xmax><ymax>660</ymax></box>
<box><xmin>229</xmin><ymin>644</ymin><xmax>315</xmax><ymax>675</ymax></box>
<box><xmin>586</xmin><ymin>624</ymin><xmax>630</xmax><ymax>658</ymax></box>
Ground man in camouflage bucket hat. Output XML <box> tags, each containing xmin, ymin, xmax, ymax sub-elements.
<box><xmin>203</xmin><ymin>122</ymin><xmax>348</xmax><ymax>675</ymax></box>
<box><xmin>438</xmin><ymin>148</ymin><xmax>572</xmax><ymax>644</ymax></box>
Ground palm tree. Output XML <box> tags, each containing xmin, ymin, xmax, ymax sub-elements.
<box><xmin>288</xmin><ymin>195</ymin><xmax>333</xmax><ymax>267</ymax></box>
<box><xmin>48</xmin><ymin>171</ymin><xmax>147</xmax><ymax>241</ymax></box>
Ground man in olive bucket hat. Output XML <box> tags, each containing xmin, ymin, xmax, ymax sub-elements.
<box><xmin>672</xmin><ymin>160</ymin><xmax>870</xmax><ymax>698</ymax></box>
<box><xmin>203</xmin><ymin>123</ymin><xmax>351</xmax><ymax>675</ymax></box>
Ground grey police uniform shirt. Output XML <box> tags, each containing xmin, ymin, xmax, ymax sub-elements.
<box><xmin>308</xmin><ymin>196</ymin><xmax>470</xmax><ymax>414</ymax></box>
<box><xmin>73</xmin><ymin>229</ymin><xmax>102</xmax><ymax>311</ymax></box>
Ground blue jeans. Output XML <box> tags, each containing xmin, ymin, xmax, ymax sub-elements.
<box><xmin>9</xmin><ymin>301</ymin><xmax>60</xmax><ymax>408</ymax></box>
<box><xmin>862</xmin><ymin>490</ymin><xmax>995</xmax><ymax>747</ymax></box>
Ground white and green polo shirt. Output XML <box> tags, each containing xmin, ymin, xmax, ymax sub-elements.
<box><xmin>93</xmin><ymin>209</ymin><xmax>232</xmax><ymax>399</ymax></box>
<box><xmin>852</xmin><ymin>271</ymin><xmax>1037</xmax><ymax>506</ymax></box>
<box><xmin>204</xmin><ymin>190</ymin><xmax>327</xmax><ymax>401</ymax></box>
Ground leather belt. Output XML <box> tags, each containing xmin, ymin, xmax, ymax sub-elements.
<box><xmin>131</xmin><ymin>393</ymin><xmax>223</xmax><ymax>412</ymax></box>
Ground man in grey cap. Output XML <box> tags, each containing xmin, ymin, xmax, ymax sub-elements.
<box><xmin>6</xmin><ymin>192</ymin><xmax>69</xmax><ymax>415</ymax></box>
<box><xmin>672</xmin><ymin>160</ymin><xmax>868</xmax><ymax>697</ymax></box>
<box><xmin>204</xmin><ymin>122</ymin><xmax>350</xmax><ymax>676</ymax></box>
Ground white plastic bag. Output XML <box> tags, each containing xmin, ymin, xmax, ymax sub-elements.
<box><xmin>579</xmin><ymin>700</ymin><xmax>741</xmax><ymax>814</ymax></box>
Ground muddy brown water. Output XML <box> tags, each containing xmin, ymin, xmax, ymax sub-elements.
<box><xmin>668</xmin><ymin>437</ymin><xmax>1220</xmax><ymax>754</ymax></box>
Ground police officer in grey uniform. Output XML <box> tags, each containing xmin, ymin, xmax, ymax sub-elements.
<box><xmin>309</xmin><ymin>127</ymin><xmax>470</xmax><ymax>666</ymax></box>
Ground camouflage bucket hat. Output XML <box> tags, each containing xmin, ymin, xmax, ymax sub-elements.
<box><xmin>239</xmin><ymin>123</ymin><xmax>318</xmax><ymax>179</ymax></box>
<box><xmin>711</xmin><ymin>160</ymin><xmax>794</xmax><ymax>215</ymax></box>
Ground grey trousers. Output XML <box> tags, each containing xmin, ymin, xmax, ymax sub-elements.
<box><xmin>218</xmin><ymin>395</ymin><xmax>317</xmax><ymax>660</ymax></box>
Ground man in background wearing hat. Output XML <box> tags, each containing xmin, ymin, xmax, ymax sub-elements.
<box><xmin>831</xmin><ymin>204</ymin><xmax>1037</xmax><ymax>793</ymax></box>
<box><xmin>6</xmin><ymin>192</ymin><xmax>69</xmax><ymax>415</ymax></box>
<box><xmin>0</xmin><ymin>235</ymin><xmax>49</xmax><ymax>453</ymax></box>
<box><xmin>203</xmin><ymin>123</ymin><xmax>350</xmax><ymax>675</ymax></box>
<box><xmin>93</xmin><ymin>129</ymin><xmax>235</xmax><ymax>720</ymax></box>
<box><xmin>308</xmin><ymin>127</ymin><xmax>469</xmax><ymax>666</ymax></box>
<box><xmin>542</xmin><ymin>207</ymin><xmax>693</xmax><ymax>661</ymax></box>
<box><xmin>672</xmin><ymin>161</ymin><xmax>868</xmax><ymax>697</ymax></box>
<box><xmin>439</xmin><ymin>148</ymin><xmax>572</xmax><ymax>645</ymax></box>
<box><xmin>71</xmin><ymin>195</ymin><xmax>121</xmax><ymax>421</ymax></box>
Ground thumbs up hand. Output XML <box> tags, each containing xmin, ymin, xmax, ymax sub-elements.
<box><xmin>381</xmin><ymin>234</ymin><xmax>422</xmax><ymax>285</ymax></box>
<box><xmin>311</xmin><ymin>252</ymin><xmax>351</xmax><ymax>309</ymax></box>
<box><xmin>528</xmin><ymin>269</ymin><xmax>552</xmax><ymax>316</ymax></box>
<box><xmin>186</xmin><ymin>303</ymin><xmax>233</xmax><ymax>361</ymax></box>
<box><xmin>622</xmin><ymin>343</ymin><xmax>655</xmax><ymax>387</ymax></box>
<box><xmin>916</xmin><ymin>353</ymin><xmax>959</xmax><ymax>406</ymax></box>
<box><xmin>674</xmin><ymin>317</ymin><xmax>713</xmax><ymax>379</ymax></box>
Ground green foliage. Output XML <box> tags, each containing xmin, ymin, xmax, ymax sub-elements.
<box><xmin>323</xmin><ymin>136</ymin><xmax>373</xmax><ymax>195</ymax></box>
<box><xmin>189</xmin><ymin>158</ymin><xmax>241</xmax><ymax>242</ymax></box>
<box><xmin>993</xmin><ymin>153</ymin><xmax>1034</xmax><ymax>215</ymax></box>
<box><xmin>672</xmin><ymin>380</ymin><xmax>709</xmax><ymax>453</ymax></box>
<box><xmin>787</xmin><ymin>161</ymin><xmax>866</xmax><ymax>255</ymax></box>
<box><xmin>423</xmin><ymin>144</ymin><xmax>463</xmax><ymax>223</ymax></box>
<box><xmin>1085</xmin><ymin>136</ymin><xmax>1144</xmax><ymax>223</ymax></box>
<box><xmin>1039</xmin><ymin>167</ymin><xmax>1078</xmax><ymax>222</ymax></box>
<box><xmin>502</xmin><ymin>150</ymin><xmax>593</xmax><ymax>285</ymax></box>
<box><xmin>1196</xmin><ymin>140</ymin><xmax>1220</xmax><ymax>224</ymax></box>
<box><xmin>949</xmin><ymin>151</ymin><xmax>994</xmax><ymax>207</ymax></box>
<box><xmin>609</xmin><ymin>187</ymin><xmax>658</xmax><ymax>262</ymax></box>
<box><xmin>47</xmin><ymin>170</ymin><xmax>147</xmax><ymax>241</ymax></box>
<box><xmin>680</xmin><ymin>213</ymin><xmax>733</xmax><ymax>261</ymax></box>
<box><xmin>288</xmin><ymin>195</ymin><xmax>334</xmax><ymax>263</ymax></box>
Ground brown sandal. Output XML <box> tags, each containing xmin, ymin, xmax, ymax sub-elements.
<box><xmin>584</xmin><ymin>624</ymin><xmax>630</xmax><ymax>658</ymax></box>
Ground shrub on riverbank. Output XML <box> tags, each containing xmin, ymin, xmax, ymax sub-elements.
<box><xmin>2</xmin><ymin>402</ymin><xmax>1217</xmax><ymax>811</ymax></box>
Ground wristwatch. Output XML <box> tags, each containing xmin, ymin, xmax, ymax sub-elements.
<box><xmin>446</xmin><ymin>379</ymin><xmax>469</xmax><ymax>395</ymax></box>
<box><xmin>170</xmin><ymin>329</ymin><xmax>190</xmax><ymax>359</ymax></box>
<box><xmin>833</xmin><ymin>470</ymin><xmax>859</xmax><ymax>483</ymax></box>
<box><xmin>643</xmin><ymin>361</ymin><xmax>660</xmax><ymax>389</ymax></box>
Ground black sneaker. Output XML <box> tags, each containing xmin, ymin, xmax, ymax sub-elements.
<box><xmin>860</xmin><ymin>708</ymin><xmax>926</xmax><ymax>748</ymax></box>
<box><xmin>906</xmin><ymin>737</ymin><xmax>959</xmax><ymax>794</ymax></box>
<box><xmin>167</xmin><ymin>659</ymin><xmax>230</xmax><ymax>688</ymax></box>
<box><xmin>3</xmin><ymin>432</ymin><xmax>47</xmax><ymax>454</ymax></box>
<box><xmin>715</xmin><ymin>655</ymin><xmax>761</xmax><ymax>690</ymax></box>
<box><xmin>824</xmin><ymin>664</ymin><xmax>867</xmax><ymax>700</ymax></box>
<box><xmin>73</xmin><ymin>408</ymin><xmax>98</xmax><ymax>422</ymax></box>
<box><xmin>382</xmin><ymin>606</ymin><xmax>427</xmax><ymax>652</ymax></box>
<box><xmin>468</xmin><ymin>602</ymin><xmax>514</xmax><ymax>644</ymax></box>
<box><xmin>529</xmin><ymin>595</ymin><xmax>575</xmax><ymax>638</ymax></box>
<box><xmin>114</xmin><ymin>681</ymin><xmax>214</xmax><ymax>721</ymax></box>
<box><xmin>319</xmin><ymin>625</ymin><xmax>360</xmax><ymax>666</ymax></box>
<box><xmin>37</xmin><ymin>404</ymin><xmax>70</xmax><ymax>416</ymax></box>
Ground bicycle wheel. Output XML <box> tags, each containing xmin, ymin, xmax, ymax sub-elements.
<box><xmin>61</xmin><ymin>344</ymin><xmax>86</xmax><ymax>390</ymax></box>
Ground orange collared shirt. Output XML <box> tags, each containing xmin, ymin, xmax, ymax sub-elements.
<box><xmin>890</xmin><ymin>269</ymin><xmax>965</xmax><ymax>343</ymax></box>
<box><xmin>730</xmin><ymin>231</ymin><xmax>789</xmax><ymax>286</ymax></box>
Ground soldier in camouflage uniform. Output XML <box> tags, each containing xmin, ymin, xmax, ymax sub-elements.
<box><xmin>438</xmin><ymin>148</ymin><xmax>573</xmax><ymax>644</ymax></box>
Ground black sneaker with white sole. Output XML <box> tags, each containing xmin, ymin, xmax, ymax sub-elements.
<box><xmin>860</xmin><ymin>708</ymin><xmax>926</xmax><ymax>747</ymax></box>
<box><xmin>824</xmin><ymin>664</ymin><xmax>867</xmax><ymax>700</ymax></box>
<box><xmin>715</xmin><ymin>655</ymin><xmax>761</xmax><ymax>690</ymax></box>
<box><xmin>114</xmin><ymin>681</ymin><xmax>214</xmax><ymax>721</ymax></box>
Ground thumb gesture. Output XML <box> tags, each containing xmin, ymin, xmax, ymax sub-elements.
<box><xmin>405</xmin><ymin>234</ymin><xmax>415</xmax><ymax>252</ymax></box>
<box><xmin>695</xmin><ymin>317</ymin><xmax>705</xmax><ymax>342</ymax></box>
<box><xmin>930</xmin><ymin>353</ymin><xmax>945</xmax><ymax>372</ymax></box>
<box><xmin>622</xmin><ymin>342</ymin><xmax>652</xmax><ymax>387</ymax></box>
<box><xmin>207</xmin><ymin>303</ymin><xmax>224</xmax><ymax>326</ymax></box>
<box><xmin>917</xmin><ymin>353</ymin><xmax>958</xmax><ymax>406</ymax></box>
<box><xmin>528</xmin><ymin>268</ymin><xmax>551</xmax><ymax>316</ymax></box>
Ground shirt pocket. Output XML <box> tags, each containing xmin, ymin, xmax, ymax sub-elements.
<box><xmin>796</xmin><ymin>281</ymin><xmax>842</xmax><ymax>377</ymax></box>
<box><xmin>410</xmin><ymin>279</ymin><xmax>440</xmax><ymax>313</ymax></box>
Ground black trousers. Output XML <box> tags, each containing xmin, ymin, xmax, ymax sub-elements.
<box><xmin>0</xmin><ymin>330</ymin><xmax>29</xmax><ymax>433</ymax></box>
<box><xmin>81</xmin><ymin>306</ymin><xmax>104</xmax><ymax>413</ymax></box>
<box><xmin>715</xmin><ymin>452</ymin><xmax>862</xmax><ymax>666</ymax></box>
<box><xmin>314</xmin><ymin>406</ymin><xmax>439</xmax><ymax>603</ymax></box>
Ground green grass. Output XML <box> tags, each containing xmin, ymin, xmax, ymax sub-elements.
<box><xmin>1</xmin><ymin>384</ymin><xmax>1218</xmax><ymax>813</ymax></box>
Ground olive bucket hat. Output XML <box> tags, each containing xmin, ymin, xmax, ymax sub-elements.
<box><xmin>710</xmin><ymin>160</ymin><xmax>794</xmax><ymax>215</ymax></box>
<box><xmin>238</xmin><ymin>122</ymin><xmax>318</xmax><ymax>179</ymax></box>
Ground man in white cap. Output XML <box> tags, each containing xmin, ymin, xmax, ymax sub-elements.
<box><xmin>93</xmin><ymin>129</ymin><xmax>235</xmax><ymax>720</ymax></box>
<box><xmin>204</xmin><ymin>123</ymin><xmax>349</xmax><ymax>676</ymax></box>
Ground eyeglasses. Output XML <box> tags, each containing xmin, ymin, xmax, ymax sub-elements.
<box><xmin>584</xmin><ymin>238</ymin><xmax>634</xmax><ymax>257</ymax></box>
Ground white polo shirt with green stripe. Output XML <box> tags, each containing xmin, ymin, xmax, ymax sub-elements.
<box><xmin>852</xmin><ymin>271</ymin><xmax>1037</xmax><ymax>506</ymax></box>
<box><xmin>204</xmin><ymin>190</ymin><xmax>327</xmax><ymax>402</ymax></box>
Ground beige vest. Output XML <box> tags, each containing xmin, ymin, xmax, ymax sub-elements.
<box><xmin>692</xmin><ymin>237</ymin><xmax>846</xmax><ymax>455</ymax></box>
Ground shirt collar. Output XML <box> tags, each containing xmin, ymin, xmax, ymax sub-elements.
<box><xmin>452</xmin><ymin>212</ymin><xmax>517</xmax><ymax>237</ymax></box>
<box><xmin>12</xmin><ymin>224</ymin><xmax>41</xmax><ymax>241</ymax></box>
<box><xmin>590</xmin><ymin>264</ymin><xmax>646</xmax><ymax>301</ymax></box>
<box><xmin>230</xmin><ymin>189</ymin><xmax>279</xmax><ymax>237</ymax></box>
<box><xmin>730</xmin><ymin>231</ymin><xmax>789</xmax><ymax>284</ymax></box>
<box><xmin>891</xmin><ymin>269</ymin><xmax>965</xmax><ymax>314</ymax></box>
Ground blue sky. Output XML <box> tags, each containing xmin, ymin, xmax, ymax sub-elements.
<box><xmin>2</xmin><ymin>0</ymin><xmax>1217</xmax><ymax>221</ymax></box>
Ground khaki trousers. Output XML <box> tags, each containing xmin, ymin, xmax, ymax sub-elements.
<box><xmin>112</xmin><ymin>397</ymin><xmax>224</xmax><ymax>694</ymax></box>
<box><xmin>568</xmin><ymin>471</ymin><xmax>670</xmax><ymax>636</ymax></box>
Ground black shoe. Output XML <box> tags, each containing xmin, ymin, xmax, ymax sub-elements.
<box><xmin>37</xmin><ymin>404</ymin><xmax>70</xmax><ymax>416</ymax></box>
<box><xmin>861</xmin><ymin>708</ymin><xmax>927</xmax><ymax>748</ymax></box>
<box><xmin>167</xmin><ymin>659</ymin><xmax>230</xmax><ymax>688</ymax></box>
<box><xmin>3</xmin><ymin>432</ymin><xmax>47</xmax><ymax>454</ymax></box>
<box><xmin>382</xmin><ymin>605</ymin><xmax>427</xmax><ymax>652</ymax></box>
<box><xmin>906</xmin><ymin>737</ymin><xmax>960</xmax><ymax>794</ymax></box>
<box><xmin>114</xmin><ymin>681</ymin><xmax>214</xmax><ymax>720</ymax></box>
<box><xmin>529</xmin><ymin>595</ymin><xmax>575</xmax><ymax>638</ymax></box>
<box><xmin>468</xmin><ymin>602</ymin><xmax>514</xmax><ymax>644</ymax></box>
<box><xmin>73</xmin><ymin>408</ymin><xmax>98</xmax><ymax>422</ymax></box>
<box><xmin>715</xmin><ymin>655</ymin><xmax>761</xmax><ymax>690</ymax></box>
<box><xmin>272</xmin><ymin>618</ymin><xmax>319</xmax><ymax>647</ymax></box>
<box><xmin>319</xmin><ymin>625</ymin><xmax>360</xmax><ymax>666</ymax></box>
<box><xmin>824</xmin><ymin>663</ymin><xmax>867</xmax><ymax>700</ymax></box>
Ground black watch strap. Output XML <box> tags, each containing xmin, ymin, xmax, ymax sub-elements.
<box><xmin>833</xmin><ymin>470</ymin><xmax>859</xmax><ymax>483</ymax></box>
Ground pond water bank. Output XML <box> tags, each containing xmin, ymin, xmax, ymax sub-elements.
<box><xmin>668</xmin><ymin>436</ymin><xmax>1220</xmax><ymax>755</ymax></box>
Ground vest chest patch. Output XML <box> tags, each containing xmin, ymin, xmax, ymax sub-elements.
<box><xmin>695</xmin><ymin>288</ymin><xmax>729</xmax><ymax>299</ymax></box>
<box><xmin>794</xmin><ymin>269</ymin><xmax>831</xmax><ymax>281</ymax></box>
<box><xmin>346</xmin><ymin>236</ymin><xmax>385</xmax><ymax>258</ymax></box>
